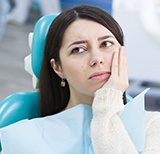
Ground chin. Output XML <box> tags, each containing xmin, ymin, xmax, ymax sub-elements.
<box><xmin>88</xmin><ymin>81</ymin><xmax>107</xmax><ymax>95</ymax></box>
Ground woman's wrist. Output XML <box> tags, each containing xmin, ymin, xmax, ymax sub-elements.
<box><xmin>92</xmin><ymin>87</ymin><xmax>124</xmax><ymax>116</ymax></box>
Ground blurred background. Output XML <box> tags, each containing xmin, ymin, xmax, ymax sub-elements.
<box><xmin>0</xmin><ymin>0</ymin><xmax>160</xmax><ymax>111</ymax></box>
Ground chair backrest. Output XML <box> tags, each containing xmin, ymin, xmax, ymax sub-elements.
<box><xmin>0</xmin><ymin>92</ymin><xmax>39</xmax><ymax>128</ymax></box>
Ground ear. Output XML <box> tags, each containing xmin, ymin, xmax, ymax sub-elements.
<box><xmin>50</xmin><ymin>58</ymin><xmax>64</xmax><ymax>78</ymax></box>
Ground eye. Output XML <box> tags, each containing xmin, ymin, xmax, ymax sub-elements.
<box><xmin>100</xmin><ymin>41</ymin><xmax>113</xmax><ymax>48</ymax></box>
<box><xmin>71</xmin><ymin>47</ymin><xmax>86</xmax><ymax>54</ymax></box>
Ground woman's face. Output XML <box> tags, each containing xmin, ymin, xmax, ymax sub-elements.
<box><xmin>51</xmin><ymin>19</ymin><xmax>121</xmax><ymax>104</ymax></box>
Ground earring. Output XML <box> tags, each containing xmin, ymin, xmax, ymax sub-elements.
<box><xmin>60</xmin><ymin>78</ymin><xmax>65</xmax><ymax>87</ymax></box>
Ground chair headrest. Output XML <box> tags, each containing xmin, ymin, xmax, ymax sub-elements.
<box><xmin>31</xmin><ymin>14</ymin><xmax>58</xmax><ymax>79</ymax></box>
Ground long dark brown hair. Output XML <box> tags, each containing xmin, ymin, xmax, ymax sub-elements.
<box><xmin>39</xmin><ymin>5</ymin><xmax>126</xmax><ymax>117</ymax></box>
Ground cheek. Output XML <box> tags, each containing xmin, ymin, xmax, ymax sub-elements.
<box><xmin>62</xmin><ymin>60</ymin><xmax>85</xmax><ymax>78</ymax></box>
<box><xmin>62</xmin><ymin>63</ymin><xmax>87</xmax><ymax>91</ymax></box>
<box><xmin>104</xmin><ymin>51</ymin><xmax>114</xmax><ymax>65</ymax></box>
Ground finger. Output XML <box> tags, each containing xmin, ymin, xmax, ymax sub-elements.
<box><xmin>111</xmin><ymin>50</ymin><xmax>119</xmax><ymax>77</ymax></box>
<box><xmin>119</xmin><ymin>46</ymin><xmax>129</xmax><ymax>88</ymax></box>
<box><xmin>119</xmin><ymin>46</ymin><xmax>127</xmax><ymax>77</ymax></box>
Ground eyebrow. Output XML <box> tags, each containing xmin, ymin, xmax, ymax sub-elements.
<box><xmin>68</xmin><ymin>40</ymin><xmax>87</xmax><ymax>48</ymax></box>
<box><xmin>98</xmin><ymin>35</ymin><xmax>114</xmax><ymax>41</ymax></box>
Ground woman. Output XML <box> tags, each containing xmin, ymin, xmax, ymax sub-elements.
<box><xmin>1</xmin><ymin>5</ymin><xmax>160</xmax><ymax>154</ymax></box>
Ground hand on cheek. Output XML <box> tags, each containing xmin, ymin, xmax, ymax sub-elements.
<box><xmin>103</xmin><ymin>46</ymin><xmax>129</xmax><ymax>92</ymax></box>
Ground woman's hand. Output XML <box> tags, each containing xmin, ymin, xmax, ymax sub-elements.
<box><xmin>103</xmin><ymin>46</ymin><xmax>129</xmax><ymax>93</ymax></box>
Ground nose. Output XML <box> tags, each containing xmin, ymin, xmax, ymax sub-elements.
<box><xmin>89</xmin><ymin>51</ymin><xmax>105</xmax><ymax>67</ymax></box>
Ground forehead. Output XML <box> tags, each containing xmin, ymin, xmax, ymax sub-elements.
<box><xmin>62</xmin><ymin>19</ymin><xmax>114</xmax><ymax>42</ymax></box>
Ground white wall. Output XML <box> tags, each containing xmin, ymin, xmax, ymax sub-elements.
<box><xmin>112</xmin><ymin>1</ymin><xmax>160</xmax><ymax>82</ymax></box>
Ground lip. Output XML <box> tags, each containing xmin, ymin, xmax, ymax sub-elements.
<box><xmin>89</xmin><ymin>71</ymin><xmax>111</xmax><ymax>80</ymax></box>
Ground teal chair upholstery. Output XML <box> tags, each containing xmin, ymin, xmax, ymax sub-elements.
<box><xmin>0</xmin><ymin>92</ymin><xmax>39</xmax><ymax>128</ymax></box>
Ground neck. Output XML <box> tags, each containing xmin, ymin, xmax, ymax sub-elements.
<box><xmin>65</xmin><ymin>90</ymin><xmax>93</xmax><ymax>110</ymax></box>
